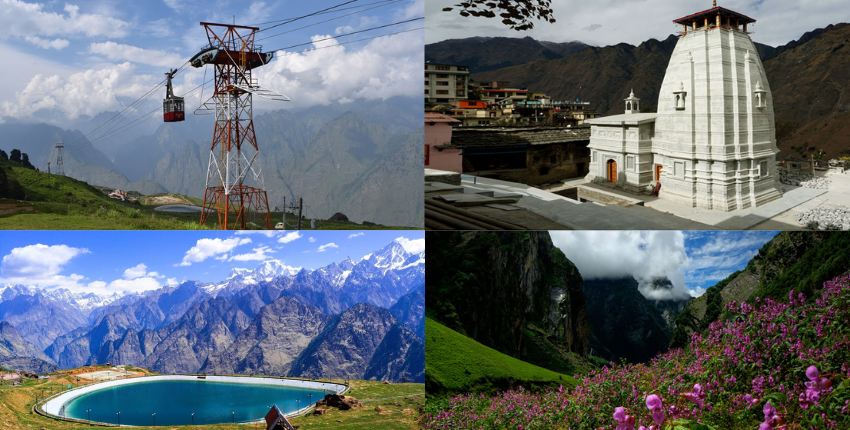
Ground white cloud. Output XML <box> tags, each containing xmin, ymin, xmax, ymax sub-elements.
<box><xmin>179</xmin><ymin>237</ymin><xmax>252</xmax><ymax>266</ymax></box>
<box><xmin>0</xmin><ymin>62</ymin><xmax>157</xmax><ymax>120</ymax></box>
<box><xmin>278</xmin><ymin>231</ymin><xmax>303</xmax><ymax>244</ymax></box>
<box><xmin>256</xmin><ymin>29</ymin><xmax>423</xmax><ymax>109</ymax></box>
<box><xmin>123</xmin><ymin>263</ymin><xmax>163</xmax><ymax>280</ymax></box>
<box><xmin>335</xmin><ymin>25</ymin><xmax>354</xmax><ymax>35</ymax></box>
<box><xmin>241</xmin><ymin>1</ymin><xmax>269</xmax><ymax>26</ymax></box>
<box><xmin>317</xmin><ymin>243</ymin><xmax>339</xmax><ymax>252</ymax></box>
<box><xmin>348</xmin><ymin>232</ymin><xmax>364</xmax><ymax>239</ymax></box>
<box><xmin>230</xmin><ymin>246</ymin><xmax>276</xmax><ymax>261</ymax></box>
<box><xmin>0</xmin><ymin>1</ymin><xmax>129</xmax><ymax>39</ymax></box>
<box><xmin>166</xmin><ymin>277</ymin><xmax>180</xmax><ymax>286</ymax></box>
<box><xmin>123</xmin><ymin>263</ymin><xmax>148</xmax><ymax>280</ymax></box>
<box><xmin>102</xmin><ymin>277</ymin><xmax>162</xmax><ymax>293</ymax></box>
<box><xmin>88</xmin><ymin>42</ymin><xmax>186</xmax><ymax>68</ymax></box>
<box><xmin>395</xmin><ymin>237</ymin><xmax>425</xmax><ymax>254</ymax></box>
<box><xmin>235</xmin><ymin>231</ymin><xmax>280</xmax><ymax>238</ymax></box>
<box><xmin>689</xmin><ymin>286</ymin><xmax>706</xmax><ymax>298</ymax></box>
<box><xmin>309</xmin><ymin>237</ymin><xmax>316</xmax><ymax>243</ymax></box>
<box><xmin>1</xmin><ymin>244</ymin><xmax>89</xmax><ymax>278</ymax></box>
<box><xmin>23</xmin><ymin>35</ymin><xmax>69</xmax><ymax>50</ymax></box>
<box><xmin>550</xmin><ymin>231</ymin><xmax>691</xmax><ymax>300</ymax></box>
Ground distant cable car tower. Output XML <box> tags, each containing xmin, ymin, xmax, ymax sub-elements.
<box><xmin>163</xmin><ymin>69</ymin><xmax>185</xmax><ymax>122</ymax></box>
<box><xmin>54</xmin><ymin>139</ymin><xmax>65</xmax><ymax>176</ymax></box>
<box><xmin>190</xmin><ymin>22</ymin><xmax>288</xmax><ymax>230</ymax></box>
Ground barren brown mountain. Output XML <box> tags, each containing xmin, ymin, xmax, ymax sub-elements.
<box><xmin>448</xmin><ymin>23</ymin><xmax>850</xmax><ymax>159</ymax></box>
<box><xmin>425</xmin><ymin>36</ymin><xmax>588</xmax><ymax>74</ymax></box>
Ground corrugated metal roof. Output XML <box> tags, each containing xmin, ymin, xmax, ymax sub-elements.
<box><xmin>445</xmin><ymin>127</ymin><xmax>591</xmax><ymax>148</ymax></box>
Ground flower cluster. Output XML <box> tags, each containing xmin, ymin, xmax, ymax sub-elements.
<box><xmin>426</xmin><ymin>274</ymin><xmax>850</xmax><ymax>430</ymax></box>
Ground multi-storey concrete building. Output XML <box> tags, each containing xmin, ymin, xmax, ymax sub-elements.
<box><xmin>425</xmin><ymin>63</ymin><xmax>469</xmax><ymax>104</ymax></box>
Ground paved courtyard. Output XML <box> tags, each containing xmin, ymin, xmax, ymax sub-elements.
<box><xmin>76</xmin><ymin>369</ymin><xmax>135</xmax><ymax>381</ymax></box>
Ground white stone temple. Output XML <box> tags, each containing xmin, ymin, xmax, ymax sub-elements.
<box><xmin>585</xmin><ymin>3</ymin><xmax>781</xmax><ymax>211</ymax></box>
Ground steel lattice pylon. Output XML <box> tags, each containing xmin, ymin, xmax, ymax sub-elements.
<box><xmin>193</xmin><ymin>22</ymin><xmax>283</xmax><ymax>230</ymax></box>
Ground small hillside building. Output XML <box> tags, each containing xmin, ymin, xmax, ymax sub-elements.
<box><xmin>264</xmin><ymin>405</ymin><xmax>295</xmax><ymax>430</ymax></box>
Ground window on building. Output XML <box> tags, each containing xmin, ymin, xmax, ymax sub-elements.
<box><xmin>425</xmin><ymin>81</ymin><xmax>429</xmax><ymax>86</ymax></box>
<box><xmin>627</xmin><ymin>156</ymin><xmax>635</xmax><ymax>171</ymax></box>
<box><xmin>425</xmin><ymin>89</ymin><xmax>429</xmax><ymax>94</ymax></box>
<box><xmin>550</xmin><ymin>155</ymin><xmax>557</xmax><ymax>163</ymax></box>
<box><xmin>436</xmin><ymin>81</ymin><xmax>449</xmax><ymax>86</ymax></box>
<box><xmin>436</xmin><ymin>74</ymin><xmax>449</xmax><ymax>78</ymax></box>
<box><xmin>759</xmin><ymin>160</ymin><xmax>769</xmax><ymax>178</ymax></box>
<box><xmin>436</xmin><ymin>90</ymin><xmax>449</xmax><ymax>95</ymax></box>
<box><xmin>436</xmin><ymin>65</ymin><xmax>450</xmax><ymax>71</ymax></box>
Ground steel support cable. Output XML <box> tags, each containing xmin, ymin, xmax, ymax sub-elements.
<box><xmin>86</xmin><ymin>79</ymin><xmax>212</xmax><ymax>147</ymax></box>
<box><xmin>257</xmin><ymin>0</ymin><xmax>360</xmax><ymax>33</ymax></box>
<box><xmin>250</xmin><ymin>0</ymin><xmax>396</xmax><ymax>26</ymax></box>
<box><xmin>64</xmin><ymin>61</ymin><xmax>192</xmax><ymax>150</ymax></box>
<box><xmin>90</xmin><ymin>61</ymin><xmax>193</xmax><ymax>143</ymax></box>
<box><xmin>255</xmin><ymin>0</ymin><xmax>404</xmax><ymax>42</ymax></box>
<box><xmin>266</xmin><ymin>17</ymin><xmax>423</xmax><ymax>51</ymax></box>
<box><xmin>272</xmin><ymin>27</ymin><xmax>422</xmax><ymax>57</ymax></box>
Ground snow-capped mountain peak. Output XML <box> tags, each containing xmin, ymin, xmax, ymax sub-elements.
<box><xmin>370</xmin><ymin>240</ymin><xmax>415</xmax><ymax>275</ymax></box>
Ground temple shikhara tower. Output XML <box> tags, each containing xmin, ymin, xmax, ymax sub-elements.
<box><xmin>586</xmin><ymin>2</ymin><xmax>781</xmax><ymax>211</ymax></box>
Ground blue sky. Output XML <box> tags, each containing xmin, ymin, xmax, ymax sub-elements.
<box><xmin>0</xmin><ymin>230</ymin><xmax>424</xmax><ymax>295</ymax></box>
<box><xmin>0</xmin><ymin>0</ymin><xmax>423</xmax><ymax>125</ymax></box>
<box><xmin>551</xmin><ymin>231</ymin><xmax>778</xmax><ymax>299</ymax></box>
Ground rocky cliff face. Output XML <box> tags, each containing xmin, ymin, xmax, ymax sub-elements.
<box><xmin>680</xmin><ymin>231</ymin><xmax>850</xmax><ymax>340</ymax></box>
<box><xmin>427</xmin><ymin>231</ymin><xmax>589</xmax><ymax>368</ymax></box>
<box><xmin>363</xmin><ymin>323</ymin><xmax>425</xmax><ymax>383</ymax></box>
<box><xmin>0</xmin><ymin>291</ymin><xmax>87</xmax><ymax>350</ymax></box>
<box><xmin>0</xmin><ymin>321</ymin><xmax>58</xmax><ymax>373</ymax></box>
<box><xmin>199</xmin><ymin>296</ymin><xmax>329</xmax><ymax>375</ymax></box>
<box><xmin>289</xmin><ymin>303</ymin><xmax>403</xmax><ymax>379</ymax></box>
<box><xmin>584</xmin><ymin>277</ymin><xmax>690</xmax><ymax>364</ymax></box>
<box><xmin>390</xmin><ymin>287</ymin><xmax>425</xmax><ymax>339</ymax></box>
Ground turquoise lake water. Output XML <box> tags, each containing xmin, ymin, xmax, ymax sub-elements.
<box><xmin>61</xmin><ymin>379</ymin><xmax>328</xmax><ymax>426</ymax></box>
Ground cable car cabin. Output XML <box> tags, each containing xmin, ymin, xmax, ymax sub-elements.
<box><xmin>163</xmin><ymin>97</ymin><xmax>184</xmax><ymax>122</ymax></box>
<box><xmin>163</xmin><ymin>68</ymin><xmax>185</xmax><ymax>122</ymax></box>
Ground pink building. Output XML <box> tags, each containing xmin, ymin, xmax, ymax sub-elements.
<box><xmin>425</xmin><ymin>113</ymin><xmax>461</xmax><ymax>173</ymax></box>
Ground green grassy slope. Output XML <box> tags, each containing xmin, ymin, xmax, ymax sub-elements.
<box><xmin>425</xmin><ymin>317</ymin><xmax>576</xmax><ymax>398</ymax></box>
<box><xmin>0</xmin><ymin>161</ymin><xmax>407</xmax><ymax>230</ymax></box>
<box><xmin>0</xmin><ymin>161</ymin><xmax>210</xmax><ymax>229</ymax></box>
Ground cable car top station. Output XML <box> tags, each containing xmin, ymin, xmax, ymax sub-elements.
<box><xmin>188</xmin><ymin>22</ymin><xmax>289</xmax><ymax>230</ymax></box>
<box><xmin>189</xmin><ymin>23</ymin><xmax>275</xmax><ymax>70</ymax></box>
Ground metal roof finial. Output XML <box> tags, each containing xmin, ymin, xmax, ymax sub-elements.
<box><xmin>713</xmin><ymin>0</ymin><xmax>717</xmax><ymax>7</ymax></box>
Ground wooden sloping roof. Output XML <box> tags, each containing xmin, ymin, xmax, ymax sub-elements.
<box><xmin>444</xmin><ymin>127</ymin><xmax>591</xmax><ymax>148</ymax></box>
<box><xmin>264</xmin><ymin>405</ymin><xmax>295</xmax><ymax>430</ymax></box>
<box><xmin>673</xmin><ymin>7</ymin><xmax>756</xmax><ymax>25</ymax></box>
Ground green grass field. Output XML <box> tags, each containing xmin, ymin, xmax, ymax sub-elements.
<box><xmin>425</xmin><ymin>317</ymin><xmax>576</xmax><ymax>398</ymax></box>
<box><xmin>0</xmin><ymin>371</ymin><xmax>424</xmax><ymax>430</ymax></box>
<box><xmin>0</xmin><ymin>162</ymin><xmax>410</xmax><ymax>230</ymax></box>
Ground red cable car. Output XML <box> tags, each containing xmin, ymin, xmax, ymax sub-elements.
<box><xmin>163</xmin><ymin>69</ymin><xmax>184</xmax><ymax>122</ymax></box>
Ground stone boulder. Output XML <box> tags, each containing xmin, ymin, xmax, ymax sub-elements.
<box><xmin>328</xmin><ymin>212</ymin><xmax>349</xmax><ymax>222</ymax></box>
